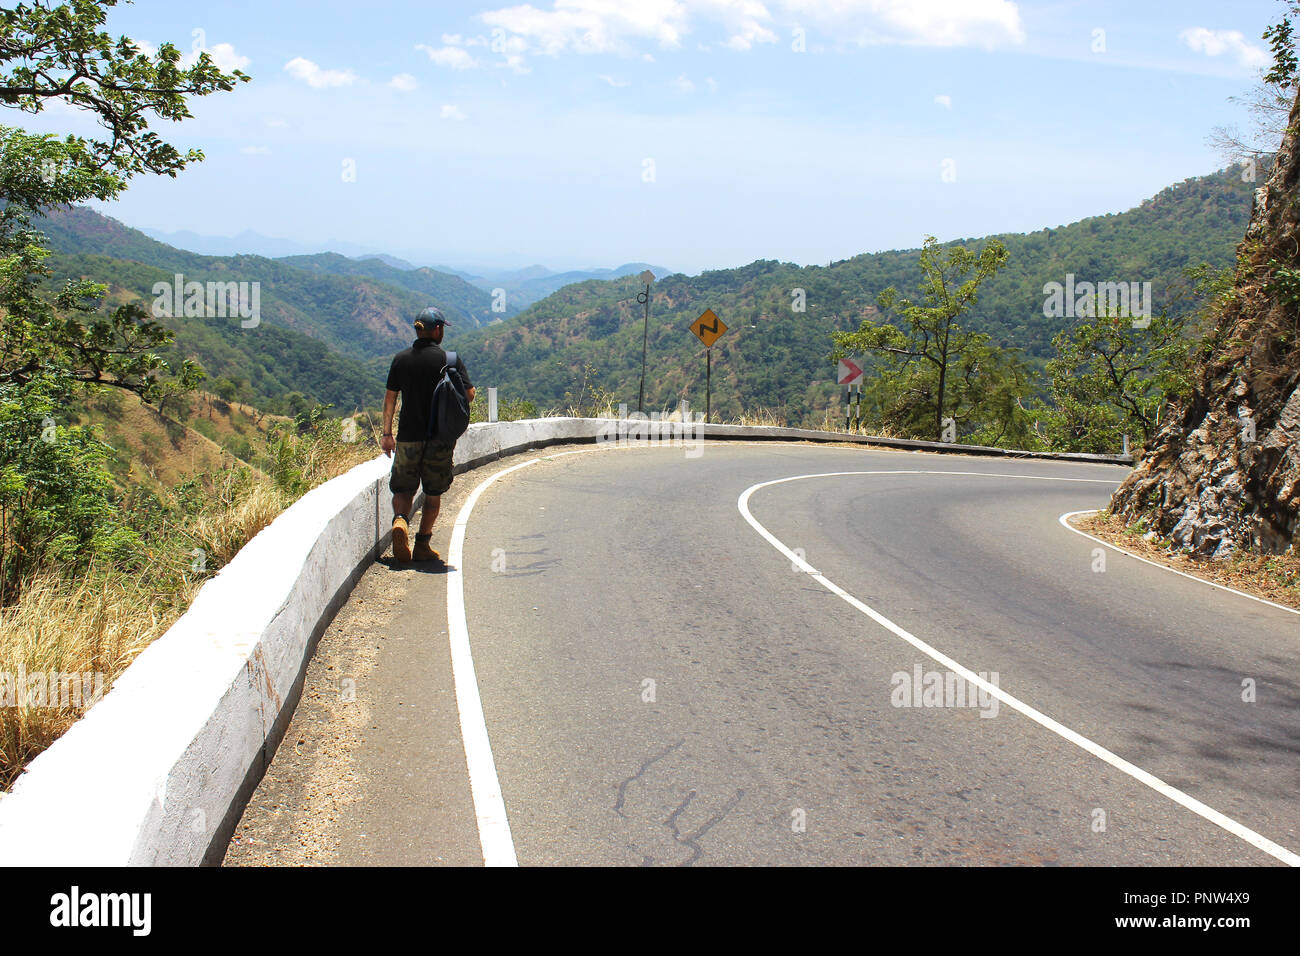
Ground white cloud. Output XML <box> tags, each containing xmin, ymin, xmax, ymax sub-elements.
<box><xmin>706</xmin><ymin>76</ymin><xmax>718</xmax><ymax>93</ymax></box>
<box><xmin>934</xmin><ymin>93</ymin><xmax>952</xmax><ymax>108</ymax></box>
<box><xmin>1180</xmin><ymin>27</ymin><xmax>1270</xmax><ymax>71</ymax></box>
<box><xmin>265</xmin><ymin>117</ymin><xmax>289</xmax><ymax>128</ymax></box>
<box><xmin>473</xmin><ymin>0</ymin><xmax>1018</xmax><ymax>68</ymax></box>
<box><xmin>240</xmin><ymin>145</ymin><xmax>269</xmax><ymax>154</ymax></box>
<box><xmin>699</xmin><ymin>0</ymin><xmax>779</xmax><ymax>50</ymax></box>
<box><xmin>182</xmin><ymin>42</ymin><xmax>250</xmax><ymax>72</ymax></box>
<box><xmin>481</xmin><ymin>0</ymin><xmax>692</xmax><ymax>57</ymax></box>
<box><xmin>389</xmin><ymin>73</ymin><xmax>419</xmax><ymax>91</ymax></box>
<box><xmin>502</xmin><ymin>53</ymin><xmax>532</xmax><ymax>73</ymax></box>
<box><xmin>417</xmin><ymin>43</ymin><xmax>479</xmax><ymax>69</ymax></box>
<box><xmin>283</xmin><ymin>57</ymin><xmax>359</xmax><ymax>88</ymax></box>
<box><xmin>599</xmin><ymin>73</ymin><xmax>629</xmax><ymax>86</ymax></box>
<box><xmin>672</xmin><ymin>74</ymin><xmax>696</xmax><ymax>93</ymax></box>
<box><xmin>441</xmin><ymin>104</ymin><xmax>467</xmax><ymax>120</ymax></box>
<box><xmin>780</xmin><ymin>0</ymin><xmax>1025</xmax><ymax>49</ymax></box>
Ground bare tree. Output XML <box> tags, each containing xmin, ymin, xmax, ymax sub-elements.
<box><xmin>1210</xmin><ymin>2</ymin><xmax>1300</xmax><ymax>164</ymax></box>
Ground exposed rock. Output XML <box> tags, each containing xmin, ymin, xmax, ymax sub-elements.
<box><xmin>1110</xmin><ymin>92</ymin><xmax>1300</xmax><ymax>557</ymax></box>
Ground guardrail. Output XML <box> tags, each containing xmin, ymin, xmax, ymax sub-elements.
<box><xmin>0</xmin><ymin>417</ymin><xmax>1130</xmax><ymax>866</ymax></box>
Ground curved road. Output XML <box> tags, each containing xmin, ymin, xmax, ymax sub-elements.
<box><xmin>229</xmin><ymin>441</ymin><xmax>1300</xmax><ymax>866</ymax></box>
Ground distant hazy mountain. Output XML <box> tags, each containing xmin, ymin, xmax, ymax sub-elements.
<box><xmin>355</xmin><ymin>253</ymin><xmax>420</xmax><ymax>272</ymax></box>
<box><xmin>470</xmin><ymin>262</ymin><xmax>674</xmax><ymax>310</ymax></box>
<box><xmin>138</xmin><ymin>226</ymin><xmax>391</xmax><ymax>261</ymax></box>
<box><xmin>135</xmin><ymin>225</ymin><xmax>675</xmax><ymax>307</ymax></box>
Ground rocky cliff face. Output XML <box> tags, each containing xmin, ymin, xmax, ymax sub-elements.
<box><xmin>1110</xmin><ymin>94</ymin><xmax>1300</xmax><ymax>557</ymax></box>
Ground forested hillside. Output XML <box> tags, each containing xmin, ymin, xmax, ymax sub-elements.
<box><xmin>454</xmin><ymin>167</ymin><xmax>1256</xmax><ymax>426</ymax></box>
<box><xmin>40</xmin><ymin>248</ymin><xmax>383</xmax><ymax>414</ymax></box>
<box><xmin>279</xmin><ymin>251</ymin><xmax>504</xmax><ymax>322</ymax></box>
<box><xmin>28</xmin><ymin>166</ymin><xmax>1255</xmax><ymax>427</ymax></box>
<box><xmin>33</xmin><ymin>206</ymin><xmax>487</xmax><ymax>359</ymax></box>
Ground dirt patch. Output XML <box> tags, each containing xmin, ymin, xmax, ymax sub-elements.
<box><xmin>1071</xmin><ymin>511</ymin><xmax>1300</xmax><ymax>612</ymax></box>
<box><xmin>222</xmin><ymin>570</ymin><xmax>395</xmax><ymax>865</ymax></box>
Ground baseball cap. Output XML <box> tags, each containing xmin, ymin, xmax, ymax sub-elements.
<box><xmin>415</xmin><ymin>306</ymin><xmax>449</xmax><ymax>330</ymax></box>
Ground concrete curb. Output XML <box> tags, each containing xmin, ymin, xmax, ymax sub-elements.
<box><xmin>0</xmin><ymin>417</ymin><xmax>1130</xmax><ymax>866</ymax></box>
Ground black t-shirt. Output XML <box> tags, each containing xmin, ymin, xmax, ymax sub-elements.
<box><xmin>385</xmin><ymin>339</ymin><xmax>472</xmax><ymax>441</ymax></box>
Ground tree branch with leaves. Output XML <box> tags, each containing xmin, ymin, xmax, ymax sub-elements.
<box><xmin>831</xmin><ymin>236</ymin><xmax>1019</xmax><ymax>442</ymax></box>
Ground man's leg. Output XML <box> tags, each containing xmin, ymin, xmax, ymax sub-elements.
<box><xmin>412</xmin><ymin>495</ymin><xmax>440</xmax><ymax>560</ymax></box>
<box><xmin>418</xmin><ymin>494</ymin><xmax>440</xmax><ymax>534</ymax></box>
<box><xmin>412</xmin><ymin>444</ymin><xmax>453</xmax><ymax>561</ymax></box>
<box><xmin>389</xmin><ymin>443</ymin><xmax>422</xmax><ymax>562</ymax></box>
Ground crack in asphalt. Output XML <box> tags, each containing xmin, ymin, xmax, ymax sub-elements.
<box><xmin>614</xmin><ymin>739</ymin><xmax>685</xmax><ymax>818</ymax></box>
<box><xmin>665</xmin><ymin>787</ymin><xmax>746</xmax><ymax>867</ymax></box>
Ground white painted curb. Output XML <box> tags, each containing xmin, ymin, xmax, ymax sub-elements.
<box><xmin>0</xmin><ymin>417</ymin><xmax>1128</xmax><ymax>867</ymax></box>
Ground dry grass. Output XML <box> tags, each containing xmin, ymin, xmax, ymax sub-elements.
<box><xmin>1073</xmin><ymin>511</ymin><xmax>1300</xmax><ymax>612</ymax></box>
<box><xmin>0</xmin><ymin>431</ymin><xmax>379</xmax><ymax>790</ymax></box>
<box><xmin>187</xmin><ymin>479</ymin><xmax>289</xmax><ymax>569</ymax></box>
<box><xmin>0</xmin><ymin>565</ymin><xmax>191</xmax><ymax>788</ymax></box>
<box><xmin>731</xmin><ymin>407</ymin><xmax>786</xmax><ymax>427</ymax></box>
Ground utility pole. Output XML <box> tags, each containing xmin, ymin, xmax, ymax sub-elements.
<box><xmin>636</xmin><ymin>270</ymin><xmax>654</xmax><ymax>413</ymax></box>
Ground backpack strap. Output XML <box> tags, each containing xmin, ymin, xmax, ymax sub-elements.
<box><xmin>426</xmin><ymin>351</ymin><xmax>460</xmax><ymax>441</ymax></box>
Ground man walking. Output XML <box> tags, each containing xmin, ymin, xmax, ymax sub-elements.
<box><xmin>381</xmin><ymin>306</ymin><xmax>474</xmax><ymax>562</ymax></box>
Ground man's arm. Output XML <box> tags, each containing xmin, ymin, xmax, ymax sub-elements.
<box><xmin>382</xmin><ymin>388</ymin><xmax>398</xmax><ymax>456</ymax></box>
<box><xmin>457</xmin><ymin>355</ymin><xmax>475</xmax><ymax>404</ymax></box>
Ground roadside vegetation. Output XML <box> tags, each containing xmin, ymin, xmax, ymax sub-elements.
<box><xmin>0</xmin><ymin>0</ymin><xmax>310</xmax><ymax>786</ymax></box>
<box><xmin>1071</xmin><ymin>512</ymin><xmax>1300</xmax><ymax>612</ymax></box>
<box><xmin>0</xmin><ymin>401</ymin><xmax>376</xmax><ymax>788</ymax></box>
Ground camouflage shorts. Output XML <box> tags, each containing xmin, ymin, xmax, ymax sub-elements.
<box><xmin>389</xmin><ymin>440</ymin><xmax>455</xmax><ymax>496</ymax></box>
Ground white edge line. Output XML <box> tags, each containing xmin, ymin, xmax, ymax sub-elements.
<box><xmin>1059</xmin><ymin>510</ymin><xmax>1300</xmax><ymax>617</ymax></box>
<box><xmin>444</xmin><ymin>446</ymin><xmax>600</xmax><ymax>866</ymax></box>
<box><xmin>739</xmin><ymin>470</ymin><xmax>1300</xmax><ymax>867</ymax></box>
<box><xmin>447</xmin><ymin>456</ymin><xmax>542</xmax><ymax>867</ymax></box>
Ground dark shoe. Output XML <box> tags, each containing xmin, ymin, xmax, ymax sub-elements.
<box><xmin>413</xmin><ymin>533</ymin><xmax>440</xmax><ymax>562</ymax></box>
<box><xmin>392</xmin><ymin>516</ymin><xmax>411</xmax><ymax>562</ymax></box>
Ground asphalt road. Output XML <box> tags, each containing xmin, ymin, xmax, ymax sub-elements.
<box><xmin>229</xmin><ymin>440</ymin><xmax>1300</xmax><ymax>866</ymax></box>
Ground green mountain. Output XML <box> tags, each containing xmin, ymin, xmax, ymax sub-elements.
<box><xmin>452</xmin><ymin>167</ymin><xmax>1256</xmax><ymax>427</ymax></box>
<box><xmin>32</xmin><ymin>206</ymin><xmax>486</xmax><ymax>362</ymax></box>
<box><xmin>279</xmin><ymin>251</ymin><xmax>508</xmax><ymax>322</ymax></box>
<box><xmin>23</xmin><ymin>208</ymin><xmax>383</xmax><ymax>413</ymax></box>
<box><xmin>43</xmin><ymin>251</ymin><xmax>382</xmax><ymax>414</ymax></box>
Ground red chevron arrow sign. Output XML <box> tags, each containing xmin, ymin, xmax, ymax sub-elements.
<box><xmin>837</xmin><ymin>358</ymin><xmax>864</xmax><ymax>386</ymax></box>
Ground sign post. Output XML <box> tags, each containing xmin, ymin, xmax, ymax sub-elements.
<box><xmin>837</xmin><ymin>358</ymin><xmax>864</xmax><ymax>432</ymax></box>
<box><xmin>689</xmin><ymin>308</ymin><xmax>728</xmax><ymax>423</ymax></box>
<box><xmin>636</xmin><ymin>270</ymin><xmax>655</xmax><ymax>413</ymax></box>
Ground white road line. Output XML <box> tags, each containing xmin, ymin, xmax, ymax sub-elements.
<box><xmin>444</xmin><ymin>447</ymin><xmax>602</xmax><ymax>866</ymax></box>
<box><xmin>738</xmin><ymin>470</ymin><xmax>1300</xmax><ymax>867</ymax></box>
<box><xmin>447</xmin><ymin>456</ymin><xmax>543</xmax><ymax>867</ymax></box>
<box><xmin>1059</xmin><ymin>510</ymin><xmax>1300</xmax><ymax>618</ymax></box>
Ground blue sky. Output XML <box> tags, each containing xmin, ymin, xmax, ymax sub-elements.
<box><xmin>12</xmin><ymin>0</ymin><xmax>1288</xmax><ymax>273</ymax></box>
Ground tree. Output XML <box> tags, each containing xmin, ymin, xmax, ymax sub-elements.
<box><xmin>1209</xmin><ymin>1</ymin><xmax>1299</xmax><ymax>164</ymax></box>
<box><xmin>1035</xmin><ymin>311</ymin><xmax>1196</xmax><ymax>455</ymax></box>
<box><xmin>831</xmin><ymin>236</ymin><xmax>1017</xmax><ymax>441</ymax></box>
<box><xmin>211</xmin><ymin>376</ymin><xmax>238</xmax><ymax>402</ymax></box>
<box><xmin>1035</xmin><ymin>268</ymin><xmax>1225</xmax><ymax>455</ymax></box>
<box><xmin>0</xmin><ymin>1</ymin><xmax>247</xmax><ymax>599</ymax></box>
<box><xmin>0</xmin><ymin>0</ymin><xmax>247</xmax><ymax>402</ymax></box>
